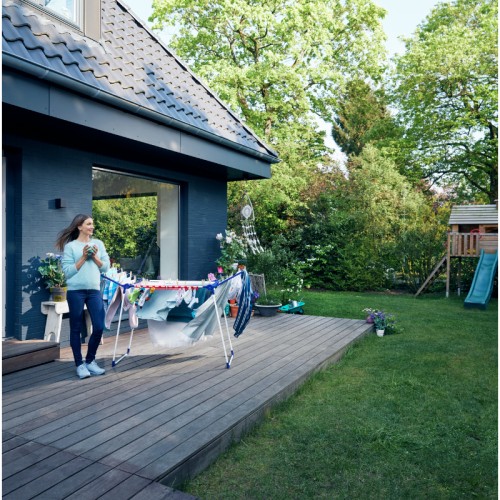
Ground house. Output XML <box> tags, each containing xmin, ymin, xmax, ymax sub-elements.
<box><xmin>415</xmin><ymin>203</ymin><xmax>498</xmax><ymax>297</ymax></box>
<box><xmin>2</xmin><ymin>0</ymin><xmax>279</xmax><ymax>344</ymax></box>
<box><xmin>448</xmin><ymin>204</ymin><xmax>498</xmax><ymax>255</ymax></box>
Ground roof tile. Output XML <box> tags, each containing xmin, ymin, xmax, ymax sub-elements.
<box><xmin>2</xmin><ymin>0</ymin><xmax>277</xmax><ymax>159</ymax></box>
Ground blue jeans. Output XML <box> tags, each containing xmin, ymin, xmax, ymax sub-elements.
<box><xmin>67</xmin><ymin>289</ymin><xmax>105</xmax><ymax>367</ymax></box>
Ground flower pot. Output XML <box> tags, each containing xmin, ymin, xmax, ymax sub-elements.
<box><xmin>50</xmin><ymin>286</ymin><xmax>67</xmax><ymax>302</ymax></box>
<box><xmin>376</xmin><ymin>329</ymin><xmax>385</xmax><ymax>337</ymax></box>
<box><xmin>255</xmin><ymin>304</ymin><xmax>281</xmax><ymax>317</ymax></box>
<box><xmin>230</xmin><ymin>304</ymin><xmax>239</xmax><ymax>318</ymax></box>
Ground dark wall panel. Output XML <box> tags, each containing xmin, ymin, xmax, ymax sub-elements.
<box><xmin>3</xmin><ymin>132</ymin><xmax>227</xmax><ymax>345</ymax></box>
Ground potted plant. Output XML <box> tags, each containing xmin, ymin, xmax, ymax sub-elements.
<box><xmin>279</xmin><ymin>267</ymin><xmax>304</xmax><ymax>305</ymax></box>
<box><xmin>363</xmin><ymin>307</ymin><xmax>378</xmax><ymax>323</ymax></box>
<box><xmin>254</xmin><ymin>292</ymin><xmax>282</xmax><ymax>317</ymax></box>
<box><xmin>368</xmin><ymin>310</ymin><xmax>395</xmax><ymax>337</ymax></box>
<box><xmin>229</xmin><ymin>301</ymin><xmax>239</xmax><ymax>318</ymax></box>
<box><xmin>38</xmin><ymin>253</ymin><xmax>67</xmax><ymax>302</ymax></box>
<box><xmin>215</xmin><ymin>229</ymin><xmax>247</xmax><ymax>277</ymax></box>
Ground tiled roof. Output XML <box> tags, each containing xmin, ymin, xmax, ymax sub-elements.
<box><xmin>2</xmin><ymin>0</ymin><xmax>279</xmax><ymax>162</ymax></box>
<box><xmin>449</xmin><ymin>205</ymin><xmax>498</xmax><ymax>225</ymax></box>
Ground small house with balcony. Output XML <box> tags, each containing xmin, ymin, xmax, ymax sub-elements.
<box><xmin>416</xmin><ymin>203</ymin><xmax>498</xmax><ymax>297</ymax></box>
<box><xmin>447</xmin><ymin>204</ymin><xmax>498</xmax><ymax>257</ymax></box>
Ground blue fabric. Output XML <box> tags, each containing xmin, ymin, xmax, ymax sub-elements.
<box><xmin>136</xmin><ymin>289</ymin><xmax>178</xmax><ymax>321</ymax></box>
<box><xmin>146</xmin><ymin>280</ymin><xmax>232</xmax><ymax>348</ymax></box>
<box><xmin>168</xmin><ymin>288</ymin><xmax>209</xmax><ymax>319</ymax></box>
<box><xmin>67</xmin><ymin>289</ymin><xmax>105</xmax><ymax>366</ymax></box>
<box><xmin>234</xmin><ymin>269</ymin><xmax>252</xmax><ymax>338</ymax></box>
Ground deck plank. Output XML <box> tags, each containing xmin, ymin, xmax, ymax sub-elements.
<box><xmin>3</xmin><ymin>450</ymin><xmax>84</xmax><ymax>495</ymax></box>
<box><xmin>3</xmin><ymin>314</ymin><xmax>372</xmax><ymax>497</ymax></box>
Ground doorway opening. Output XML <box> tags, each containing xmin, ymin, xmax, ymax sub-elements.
<box><xmin>92</xmin><ymin>168</ymin><xmax>179</xmax><ymax>279</ymax></box>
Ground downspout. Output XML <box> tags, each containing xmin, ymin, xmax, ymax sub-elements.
<box><xmin>3</xmin><ymin>52</ymin><xmax>280</xmax><ymax>165</ymax></box>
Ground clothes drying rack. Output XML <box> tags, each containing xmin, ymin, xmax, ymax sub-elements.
<box><xmin>102</xmin><ymin>273</ymin><xmax>245</xmax><ymax>369</ymax></box>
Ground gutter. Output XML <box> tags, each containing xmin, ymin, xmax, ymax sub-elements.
<box><xmin>3</xmin><ymin>52</ymin><xmax>280</xmax><ymax>164</ymax></box>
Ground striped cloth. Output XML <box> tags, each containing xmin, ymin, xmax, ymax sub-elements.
<box><xmin>234</xmin><ymin>269</ymin><xmax>253</xmax><ymax>338</ymax></box>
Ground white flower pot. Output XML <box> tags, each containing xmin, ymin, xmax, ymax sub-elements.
<box><xmin>376</xmin><ymin>329</ymin><xmax>385</xmax><ymax>337</ymax></box>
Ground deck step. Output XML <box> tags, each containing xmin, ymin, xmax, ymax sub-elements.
<box><xmin>2</xmin><ymin>340</ymin><xmax>60</xmax><ymax>374</ymax></box>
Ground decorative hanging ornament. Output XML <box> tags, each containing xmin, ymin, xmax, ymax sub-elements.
<box><xmin>240</xmin><ymin>192</ymin><xmax>264</xmax><ymax>254</ymax></box>
<box><xmin>241</xmin><ymin>204</ymin><xmax>253</xmax><ymax>220</ymax></box>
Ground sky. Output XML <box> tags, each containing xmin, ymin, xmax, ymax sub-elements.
<box><xmin>125</xmin><ymin>0</ymin><xmax>443</xmax><ymax>56</ymax></box>
<box><xmin>375</xmin><ymin>0</ymin><xmax>443</xmax><ymax>55</ymax></box>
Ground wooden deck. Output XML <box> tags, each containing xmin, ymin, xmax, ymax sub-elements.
<box><xmin>3</xmin><ymin>314</ymin><xmax>372</xmax><ymax>499</ymax></box>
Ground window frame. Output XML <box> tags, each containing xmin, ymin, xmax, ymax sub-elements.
<box><xmin>21</xmin><ymin>0</ymin><xmax>101</xmax><ymax>40</ymax></box>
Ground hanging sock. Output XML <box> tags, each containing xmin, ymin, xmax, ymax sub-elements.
<box><xmin>234</xmin><ymin>270</ymin><xmax>252</xmax><ymax>338</ymax></box>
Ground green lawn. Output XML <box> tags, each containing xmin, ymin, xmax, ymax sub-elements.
<box><xmin>181</xmin><ymin>291</ymin><xmax>498</xmax><ymax>499</ymax></box>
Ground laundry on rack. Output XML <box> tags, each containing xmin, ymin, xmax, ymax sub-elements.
<box><xmin>105</xmin><ymin>283</ymin><xmax>138</xmax><ymax>329</ymax></box>
<box><xmin>145</xmin><ymin>280</ymin><xmax>231</xmax><ymax>348</ymax></box>
<box><xmin>102</xmin><ymin>268</ymin><xmax>120</xmax><ymax>314</ymax></box>
<box><xmin>227</xmin><ymin>273</ymin><xmax>243</xmax><ymax>302</ymax></box>
<box><xmin>135</xmin><ymin>288</ymin><xmax>181</xmax><ymax>322</ymax></box>
<box><xmin>101</xmin><ymin>271</ymin><xmax>248</xmax><ymax>369</ymax></box>
<box><xmin>234</xmin><ymin>270</ymin><xmax>252</xmax><ymax>338</ymax></box>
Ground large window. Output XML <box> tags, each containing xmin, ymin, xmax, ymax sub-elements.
<box><xmin>92</xmin><ymin>168</ymin><xmax>179</xmax><ymax>280</ymax></box>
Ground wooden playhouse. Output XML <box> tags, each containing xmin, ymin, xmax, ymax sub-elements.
<box><xmin>416</xmin><ymin>203</ymin><xmax>498</xmax><ymax>297</ymax></box>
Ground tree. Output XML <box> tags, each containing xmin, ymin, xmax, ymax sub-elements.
<box><xmin>389</xmin><ymin>0</ymin><xmax>498</xmax><ymax>203</ymax></box>
<box><xmin>341</xmin><ymin>146</ymin><xmax>446</xmax><ymax>290</ymax></box>
<box><xmin>151</xmin><ymin>0</ymin><xmax>386</xmax><ymax>140</ymax></box>
<box><xmin>331</xmin><ymin>79</ymin><xmax>400</xmax><ymax>158</ymax></box>
<box><xmin>150</xmin><ymin>0</ymin><xmax>387</xmax><ymax>236</ymax></box>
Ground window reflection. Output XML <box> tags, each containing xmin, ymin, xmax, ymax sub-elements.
<box><xmin>36</xmin><ymin>0</ymin><xmax>81</xmax><ymax>25</ymax></box>
<box><xmin>92</xmin><ymin>168</ymin><xmax>179</xmax><ymax>280</ymax></box>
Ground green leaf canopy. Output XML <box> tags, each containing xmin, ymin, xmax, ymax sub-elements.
<box><xmin>390</xmin><ymin>0</ymin><xmax>498</xmax><ymax>202</ymax></box>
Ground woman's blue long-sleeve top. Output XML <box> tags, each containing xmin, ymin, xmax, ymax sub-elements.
<box><xmin>62</xmin><ymin>239</ymin><xmax>110</xmax><ymax>291</ymax></box>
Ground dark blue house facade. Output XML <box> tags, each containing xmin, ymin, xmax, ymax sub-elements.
<box><xmin>2</xmin><ymin>0</ymin><xmax>279</xmax><ymax>344</ymax></box>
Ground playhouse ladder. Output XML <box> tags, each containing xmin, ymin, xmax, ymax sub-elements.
<box><xmin>414</xmin><ymin>255</ymin><xmax>447</xmax><ymax>297</ymax></box>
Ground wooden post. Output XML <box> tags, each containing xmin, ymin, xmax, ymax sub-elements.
<box><xmin>446</xmin><ymin>232</ymin><xmax>451</xmax><ymax>298</ymax></box>
<box><xmin>457</xmin><ymin>257</ymin><xmax>462</xmax><ymax>296</ymax></box>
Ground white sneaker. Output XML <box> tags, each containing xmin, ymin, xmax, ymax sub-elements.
<box><xmin>85</xmin><ymin>360</ymin><xmax>105</xmax><ymax>376</ymax></box>
<box><xmin>76</xmin><ymin>363</ymin><xmax>91</xmax><ymax>379</ymax></box>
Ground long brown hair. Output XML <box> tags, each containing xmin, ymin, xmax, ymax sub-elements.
<box><xmin>55</xmin><ymin>214</ymin><xmax>92</xmax><ymax>251</ymax></box>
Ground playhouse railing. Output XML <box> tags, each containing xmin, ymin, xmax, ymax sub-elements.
<box><xmin>448</xmin><ymin>232</ymin><xmax>498</xmax><ymax>258</ymax></box>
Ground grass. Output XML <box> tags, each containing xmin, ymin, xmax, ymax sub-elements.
<box><xmin>180</xmin><ymin>290</ymin><xmax>498</xmax><ymax>499</ymax></box>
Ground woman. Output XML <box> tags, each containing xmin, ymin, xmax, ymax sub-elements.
<box><xmin>57</xmin><ymin>214</ymin><xmax>110</xmax><ymax>379</ymax></box>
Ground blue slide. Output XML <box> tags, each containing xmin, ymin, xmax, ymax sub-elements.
<box><xmin>464</xmin><ymin>250</ymin><xmax>498</xmax><ymax>309</ymax></box>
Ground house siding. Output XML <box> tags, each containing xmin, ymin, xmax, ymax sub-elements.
<box><xmin>4</xmin><ymin>131</ymin><xmax>227</xmax><ymax>345</ymax></box>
